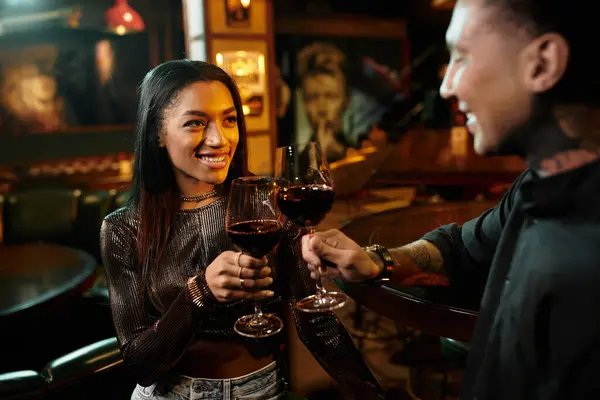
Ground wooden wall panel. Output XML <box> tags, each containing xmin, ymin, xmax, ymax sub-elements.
<box><xmin>247</xmin><ymin>133</ymin><xmax>271</xmax><ymax>174</ymax></box>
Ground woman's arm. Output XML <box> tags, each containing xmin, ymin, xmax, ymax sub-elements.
<box><xmin>278</xmin><ymin>221</ymin><xmax>386</xmax><ymax>399</ymax></box>
<box><xmin>100</xmin><ymin>218</ymin><xmax>214</xmax><ymax>386</ymax></box>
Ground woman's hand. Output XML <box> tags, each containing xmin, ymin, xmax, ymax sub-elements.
<box><xmin>205</xmin><ymin>251</ymin><xmax>274</xmax><ymax>302</ymax></box>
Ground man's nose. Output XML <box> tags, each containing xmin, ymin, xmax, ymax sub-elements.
<box><xmin>439</xmin><ymin>68</ymin><xmax>454</xmax><ymax>100</ymax></box>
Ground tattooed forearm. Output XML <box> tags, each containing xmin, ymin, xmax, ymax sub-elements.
<box><xmin>388</xmin><ymin>240</ymin><xmax>446</xmax><ymax>280</ymax></box>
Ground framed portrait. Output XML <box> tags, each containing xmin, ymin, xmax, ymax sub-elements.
<box><xmin>274</xmin><ymin>17</ymin><xmax>409</xmax><ymax>163</ymax></box>
<box><xmin>0</xmin><ymin>29</ymin><xmax>150</xmax><ymax>136</ymax></box>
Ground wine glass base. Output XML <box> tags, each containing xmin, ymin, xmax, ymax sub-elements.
<box><xmin>234</xmin><ymin>314</ymin><xmax>284</xmax><ymax>338</ymax></box>
<box><xmin>296</xmin><ymin>291</ymin><xmax>348</xmax><ymax>313</ymax></box>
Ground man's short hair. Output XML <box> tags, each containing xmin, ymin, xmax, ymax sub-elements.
<box><xmin>487</xmin><ymin>0</ymin><xmax>597</xmax><ymax>105</ymax></box>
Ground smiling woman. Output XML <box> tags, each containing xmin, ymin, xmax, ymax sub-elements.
<box><xmin>130</xmin><ymin>61</ymin><xmax>248</xmax><ymax>259</ymax></box>
<box><xmin>99</xmin><ymin>60</ymin><xmax>387</xmax><ymax>400</ymax></box>
<box><xmin>159</xmin><ymin>81</ymin><xmax>241</xmax><ymax>202</ymax></box>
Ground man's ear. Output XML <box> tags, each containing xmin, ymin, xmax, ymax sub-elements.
<box><xmin>522</xmin><ymin>32</ymin><xmax>569</xmax><ymax>94</ymax></box>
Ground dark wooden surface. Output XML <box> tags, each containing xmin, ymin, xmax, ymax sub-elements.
<box><xmin>339</xmin><ymin>201</ymin><xmax>494</xmax><ymax>341</ymax></box>
<box><xmin>0</xmin><ymin>244</ymin><xmax>96</xmax><ymax>317</ymax></box>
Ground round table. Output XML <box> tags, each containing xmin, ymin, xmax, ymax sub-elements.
<box><xmin>0</xmin><ymin>244</ymin><xmax>96</xmax><ymax>318</ymax></box>
<box><xmin>338</xmin><ymin>201</ymin><xmax>495</xmax><ymax>342</ymax></box>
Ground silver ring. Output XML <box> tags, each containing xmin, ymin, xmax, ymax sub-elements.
<box><xmin>234</xmin><ymin>252</ymin><xmax>242</xmax><ymax>268</ymax></box>
<box><xmin>239</xmin><ymin>278</ymin><xmax>245</xmax><ymax>289</ymax></box>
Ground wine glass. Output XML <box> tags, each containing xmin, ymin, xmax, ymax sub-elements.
<box><xmin>274</xmin><ymin>141</ymin><xmax>348</xmax><ymax>313</ymax></box>
<box><xmin>226</xmin><ymin>176</ymin><xmax>283</xmax><ymax>338</ymax></box>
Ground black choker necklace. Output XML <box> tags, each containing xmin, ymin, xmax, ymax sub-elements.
<box><xmin>179</xmin><ymin>188</ymin><xmax>218</xmax><ymax>202</ymax></box>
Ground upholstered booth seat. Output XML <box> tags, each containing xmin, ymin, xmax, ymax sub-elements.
<box><xmin>42</xmin><ymin>337</ymin><xmax>133</xmax><ymax>399</ymax></box>
<box><xmin>1</xmin><ymin>189</ymin><xmax>80</xmax><ymax>245</ymax></box>
<box><xmin>0</xmin><ymin>370</ymin><xmax>47</xmax><ymax>400</ymax></box>
<box><xmin>440</xmin><ymin>337</ymin><xmax>470</xmax><ymax>368</ymax></box>
<box><xmin>0</xmin><ymin>188</ymin><xmax>132</xmax><ymax>250</ymax></box>
<box><xmin>74</xmin><ymin>190</ymin><xmax>115</xmax><ymax>261</ymax></box>
<box><xmin>42</xmin><ymin>337</ymin><xmax>122</xmax><ymax>385</ymax></box>
<box><xmin>438</xmin><ymin>337</ymin><xmax>470</xmax><ymax>397</ymax></box>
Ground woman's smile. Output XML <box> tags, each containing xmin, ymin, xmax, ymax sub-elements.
<box><xmin>194</xmin><ymin>150</ymin><xmax>229</xmax><ymax>170</ymax></box>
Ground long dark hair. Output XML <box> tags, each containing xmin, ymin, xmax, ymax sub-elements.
<box><xmin>130</xmin><ymin>60</ymin><xmax>248</xmax><ymax>267</ymax></box>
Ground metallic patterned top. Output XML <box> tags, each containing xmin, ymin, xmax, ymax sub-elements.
<box><xmin>100</xmin><ymin>195</ymin><xmax>385</xmax><ymax>399</ymax></box>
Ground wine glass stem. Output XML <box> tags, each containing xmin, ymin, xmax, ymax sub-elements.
<box><xmin>240</xmin><ymin>250</ymin><xmax>265</xmax><ymax>325</ymax></box>
<box><xmin>253</xmin><ymin>300</ymin><xmax>264</xmax><ymax>321</ymax></box>
<box><xmin>308</xmin><ymin>227</ymin><xmax>328</xmax><ymax>297</ymax></box>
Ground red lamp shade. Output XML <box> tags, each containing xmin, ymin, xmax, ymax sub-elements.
<box><xmin>105</xmin><ymin>0</ymin><xmax>145</xmax><ymax>35</ymax></box>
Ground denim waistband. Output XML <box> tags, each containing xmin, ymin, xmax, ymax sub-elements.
<box><xmin>170</xmin><ymin>361</ymin><xmax>281</xmax><ymax>399</ymax></box>
<box><xmin>177</xmin><ymin>361</ymin><xmax>277</xmax><ymax>387</ymax></box>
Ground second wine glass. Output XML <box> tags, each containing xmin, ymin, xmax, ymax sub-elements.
<box><xmin>226</xmin><ymin>176</ymin><xmax>283</xmax><ymax>338</ymax></box>
<box><xmin>275</xmin><ymin>141</ymin><xmax>348</xmax><ymax>313</ymax></box>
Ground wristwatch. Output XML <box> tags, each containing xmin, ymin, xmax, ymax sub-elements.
<box><xmin>362</xmin><ymin>244</ymin><xmax>395</xmax><ymax>285</ymax></box>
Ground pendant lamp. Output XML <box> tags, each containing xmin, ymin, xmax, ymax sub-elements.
<box><xmin>105</xmin><ymin>0</ymin><xmax>145</xmax><ymax>35</ymax></box>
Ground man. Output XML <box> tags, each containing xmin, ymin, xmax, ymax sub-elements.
<box><xmin>301</xmin><ymin>0</ymin><xmax>600</xmax><ymax>399</ymax></box>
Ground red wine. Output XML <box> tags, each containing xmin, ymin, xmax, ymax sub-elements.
<box><xmin>227</xmin><ymin>220</ymin><xmax>282</xmax><ymax>258</ymax></box>
<box><xmin>276</xmin><ymin>185</ymin><xmax>334</xmax><ymax>228</ymax></box>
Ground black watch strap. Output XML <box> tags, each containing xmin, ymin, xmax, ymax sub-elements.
<box><xmin>362</xmin><ymin>244</ymin><xmax>394</xmax><ymax>285</ymax></box>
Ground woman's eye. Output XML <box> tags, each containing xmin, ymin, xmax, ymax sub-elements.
<box><xmin>223</xmin><ymin>116</ymin><xmax>238</xmax><ymax>126</ymax></box>
<box><xmin>184</xmin><ymin>120</ymin><xmax>206</xmax><ymax>128</ymax></box>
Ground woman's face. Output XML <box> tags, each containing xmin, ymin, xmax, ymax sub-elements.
<box><xmin>160</xmin><ymin>81</ymin><xmax>240</xmax><ymax>188</ymax></box>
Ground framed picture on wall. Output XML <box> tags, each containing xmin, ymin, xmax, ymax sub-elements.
<box><xmin>210</xmin><ymin>38</ymin><xmax>271</xmax><ymax>132</ymax></box>
<box><xmin>215</xmin><ymin>50</ymin><xmax>266</xmax><ymax>118</ymax></box>
<box><xmin>0</xmin><ymin>29</ymin><xmax>150</xmax><ymax>136</ymax></box>
<box><xmin>274</xmin><ymin>17</ymin><xmax>410</xmax><ymax>163</ymax></box>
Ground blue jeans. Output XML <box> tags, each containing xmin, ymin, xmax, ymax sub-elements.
<box><xmin>131</xmin><ymin>362</ymin><xmax>286</xmax><ymax>400</ymax></box>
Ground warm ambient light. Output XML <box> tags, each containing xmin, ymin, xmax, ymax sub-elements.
<box><xmin>105</xmin><ymin>0</ymin><xmax>145</xmax><ymax>35</ymax></box>
<box><xmin>240</xmin><ymin>0</ymin><xmax>251</xmax><ymax>8</ymax></box>
<box><xmin>431</xmin><ymin>0</ymin><xmax>455</xmax><ymax>9</ymax></box>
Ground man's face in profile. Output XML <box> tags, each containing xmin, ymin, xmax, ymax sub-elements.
<box><xmin>439</xmin><ymin>0</ymin><xmax>536</xmax><ymax>156</ymax></box>
<box><xmin>302</xmin><ymin>72</ymin><xmax>348</xmax><ymax>134</ymax></box>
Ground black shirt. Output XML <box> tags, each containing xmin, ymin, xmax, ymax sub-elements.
<box><xmin>423</xmin><ymin>160</ymin><xmax>600</xmax><ymax>400</ymax></box>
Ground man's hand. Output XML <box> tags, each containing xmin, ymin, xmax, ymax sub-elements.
<box><xmin>301</xmin><ymin>229</ymin><xmax>381</xmax><ymax>282</ymax></box>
